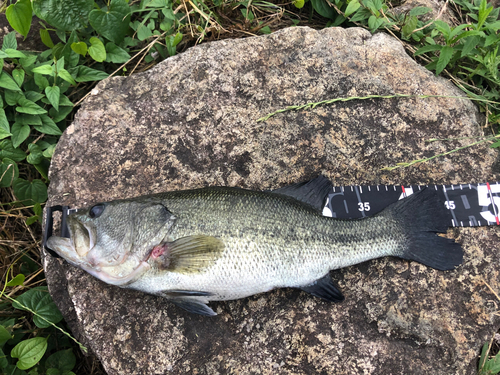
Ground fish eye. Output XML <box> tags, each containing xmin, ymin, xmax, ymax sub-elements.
<box><xmin>89</xmin><ymin>204</ymin><xmax>105</xmax><ymax>218</ymax></box>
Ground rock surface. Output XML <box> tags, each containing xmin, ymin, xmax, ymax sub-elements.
<box><xmin>44</xmin><ymin>26</ymin><xmax>500</xmax><ymax>375</ymax></box>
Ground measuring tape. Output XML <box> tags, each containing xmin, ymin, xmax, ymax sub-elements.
<box><xmin>322</xmin><ymin>182</ymin><xmax>500</xmax><ymax>227</ymax></box>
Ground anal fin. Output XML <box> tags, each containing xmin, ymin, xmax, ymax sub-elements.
<box><xmin>300</xmin><ymin>274</ymin><xmax>344</xmax><ymax>302</ymax></box>
<box><xmin>161</xmin><ymin>290</ymin><xmax>217</xmax><ymax>316</ymax></box>
<box><xmin>170</xmin><ymin>297</ymin><xmax>217</xmax><ymax>316</ymax></box>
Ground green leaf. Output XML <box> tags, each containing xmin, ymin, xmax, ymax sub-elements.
<box><xmin>11</xmin><ymin>122</ymin><xmax>30</xmax><ymax>148</ymax></box>
<box><xmin>45</xmin><ymin>349</ymin><xmax>76</xmax><ymax>372</ymax></box>
<box><xmin>172</xmin><ymin>32</ymin><xmax>183</xmax><ymax>47</ymax></box>
<box><xmin>16</xmin><ymin>98</ymin><xmax>47</xmax><ymax>115</ymax></box>
<box><xmin>20</xmin><ymin>54</ymin><xmax>37</xmax><ymax>70</ymax></box>
<box><xmin>310</xmin><ymin>0</ymin><xmax>336</xmax><ymax>17</ymax></box>
<box><xmin>27</xmin><ymin>143</ymin><xmax>44</xmax><ymax>165</ymax></box>
<box><xmin>15</xmin><ymin>114</ymin><xmax>42</xmax><ymax>126</ymax></box>
<box><xmin>4</xmin><ymin>90</ymin><xmax>25</xmax><ymax>106</ymax></box>
<box><xmin>11</xmin><ymin>336</ymin><xmax>48</xmax><ymax>370</ymax></box>
<box><xmin>47</xmin><ymin>106</ymin><xmax>72</xmax><ymax>123</ymax></box>
<box><xmin>414</xmin><ymin>44</ymin><xmax>442</xmax><ymax>56</ymax></box>
<box><xmin>31</xmin><ymin>0</ymin><xmax>93</xmax><ymax>31</ymax></box>
<box><xmin>34</xmin><ymin>114</ymin><xmax>62</xmax><ymax>135</ymax></box>
<box><xmin>34</xmin><ymin>73</ymin><xmax>50</xmax><ymax>91</ymax></box>
<box><xmin>293</xmin><ymin>0</ymin><xmax>305</xmax><ymax>8</ymax></box>
<box><xmin>0</xmin><ymin>128</ymin><xmax>11</xmax><ymax>141</ymax></box>
<box><xmin>0</xmin><ymin>71</ymin><xmax>22</xmax><ymax>91</ymax></box>
<box><xmin>105</xmin><ymin>42</ymin><xmax>130</xmax><ymax>63</ymax></box>
<box><xmin>2</xmin><ymin>31</ymin><xmax>18</xmax><ymax>51</ymax></box>
<box><xmin>350</xmin><ymin>7</ymin><xmax>371</xmax><ymax>22</ymax></box>
<box><xmin>6</xmin><ymin>0</ymin><xmax>33</xmax><ymax>38</ymax></box>
<box><xmin>12</xmin><ymin>68</ymin><xmax>25</xmax><ymax>87</ymax></box>
<box><xmin>0</xmin><ymin>109</ymin><xmax>11</xmax><ymax>140</ymax></box>
<box><xmin>88</xmin><ymin>37</ymin><xmax>106</xmax><ymax>62</ymax></box>
<box><xmin>409</xmin><ymin>6</ymin><xmax>431</xmax><ymax>16</ymax></box>
<box><xmin>0</xmin><ymin>348</ymin><xmax>8</xmax><ymax>369</ymax></box>
<box><xmin>89</xmin><ymin>0</ymin><xmax>131</xmax><ymax>44</ymax></box>
<box><xmin>33</xmin><ymin>202</ymin><xmax>42</xmax><ymax>217</ymax></box>
<box><xmin>462</xmin><ymin>35</ymin><xmax>480</xmax><ymax>57</ymax></box>
<box><xmin>402</xmin><ymin>15</ymin><xmax>418</xmax><ymax>38</ymax></box>
<box><xmin>6</xmin><ymin>274</ymin><xmax>25</xmax><ymax>287</ymax></box>
<box><xmin>57</xmin><ymin>31</ymin><xmax>80</xmax><ymax>69</ymax></box>
<box><xmin>70</xmin><ymin>42</ymin><xmax>87</xmax><ymax>56</ymax></box>
<box><xmin>69</xmin><ymin>65</ymin><xmax>109</xmax><ymax>82</ymax></box>
<box><xmin>477</xmin><ymin>0</ymin><xmax>493</xmax><ymax>30</ymax></box>
<box><xmin>436</xmin><ymin>45</ymin><xmax>453</xmax><ymax>74</ymax></box>
<box><xmin>162</xmin><ymin>7</ymin><xmax>176</xmax><ymax>20</ymax></box>
<box><xmin>12</xmin><ymin>287</ymin><xmax>62</xmax><ymax>326</ymax></box>
<box><xmin>55</xmin><ymin>56</ymin><xmax>64</xmax><ymax>73</ymax></box>
<box><xmin>0</xmin><ymin>158</ymin><xmax>19</xmax><ymax>187</ymax></box>
<box><xmin>33</xmin><ymin>158</ymin><xmax>49</xmax><ymax>181</ymax></box>
<box><xmin>479</xmin><ymin>342</ymin><xmax>489</xmax><ymax>371</ymax></box>
<box><xmin>58</xmin><ymin>95</ymin><xmax>73</xmax><ymax>106</ymax></box>
<box><xmin>45</xmin><ymin>86</ymin><xmax>60</xmax><ymax>111</ymax></box>
<box><xmin>144</xmin><ymin>0</ymin><xmax>169</xmax><ymax>6</ymax></box>
<box><xmin>483</xmin><ymin>33</ymin><xmax>498</xmax><ymax>48</ymax></box>
<box><xmin>345</xmin><ymin>0</ymin><xmax>360</xmax><ymax>17</ymax></box>
<box><xmin>31</xmin><ymin>64</ymin><xmax>54</xmax><ymax>76</ymax></box>
<box><xmin>0</xmin><ymin>325</ymin><xmax>12</xmax><ymax>346</ymax></box>
<box><xmin>57</xmin><ymin>68</ymin><xmax>76</xmax><ymax>85</ymax></box>
<box><xmin>42</xmin><ymin>143</ymin><xmax>56</xmax><ymax>158</ymax></box>
<box><xmin>0</xmin><ymin>139</ymin><xmax>26</xmax><ymax>161</ymax></box>
<box><xmin>40</xmin><ymin>29</ymin><xmax>54</xmax><ymax>48</ymax></box>
<box><xmin>484</xmin><ymin>21</ymin><xmax>500</xmax><ymax>31</ymax></box>
<box><xmin>24</xmin><ymin>91</ymin><xmax>45</xmax><ymax>103</ymax></box>
<box><xmin>137</xmin><ymin>22</ymin><xmax>154</xmax><ymax>41</ymax></box>
<box><xmin>368</xmin><ymin>15</ymin><xmax>384</xmax><ymax>31</ymax></box>
<box><xmin>5</xmin><ymin>49</ymin><xmax>27</xmax><ymax>59</ymax></box>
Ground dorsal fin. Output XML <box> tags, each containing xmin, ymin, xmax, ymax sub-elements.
<box><xmin>271</xmin><ymin>176</ymin><xmax>333</xmax><ymax>212</ymax></box>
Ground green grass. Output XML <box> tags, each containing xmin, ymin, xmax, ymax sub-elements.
<box><xmin>0</xmin><ymin>0</ymin><xmax>499</xmax><ymax>373</ymax></box>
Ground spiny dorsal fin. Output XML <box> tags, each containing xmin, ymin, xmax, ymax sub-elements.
<box><xmin>271</xmin><ymin>175</ymin><xmax>333</xmax><ymax>212</ymax></box>
<box><xmin>155</xmin><ymin>235</ymin><xmax>224</xmax><ymax>274</ymax></box>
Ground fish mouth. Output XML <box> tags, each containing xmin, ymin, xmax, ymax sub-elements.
<box><xmin>47</xmin><ymin>219</ymin><xmax>153</xmax><ymax>287</ymax></box>
<box><xmin>69</xmin><ymin>219</ymin><xmax>96</xmax><ymax>258</ymax></box>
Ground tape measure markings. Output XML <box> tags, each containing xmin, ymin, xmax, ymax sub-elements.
<box><xmin>487</xmin><ymin>182</ymin><xmax>500</xmax><ymax>225</ymax></box>
<box><xmin>325</xmin><ymin>182</ymin><xmax>500</xmax><ymax>227</ymax></box>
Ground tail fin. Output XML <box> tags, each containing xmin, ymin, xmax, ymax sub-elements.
<box><xmin>383</xmin><ymin>189</ymin><xmax>463</xmax><ymax>270</ymax></box>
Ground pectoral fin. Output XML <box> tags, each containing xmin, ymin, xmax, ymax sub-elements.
<box><xmin>300</xmin><ymin>274</ymin><xmax>344</xmax><ymax>302</ymax></box>
<box><xmin>155</xmin><ymin>235</ymin><xmax>224</xmax><ymax>274</ymax></box>
<box><xmin>169</xmin><ymin>297</ymin><xmax>217</xmax><ymax>316</ymax></box>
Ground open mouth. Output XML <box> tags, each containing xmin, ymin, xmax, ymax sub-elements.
<box><xmin>69</xmin><ymin>219</ymin><xmax>95</xmax><ymax>258</ymax></box>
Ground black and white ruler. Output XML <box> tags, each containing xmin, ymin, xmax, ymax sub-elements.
<box><xmin>322</xmin><ymin>182</ymin><xmax>500</xmax><ymax>227</ymax></box>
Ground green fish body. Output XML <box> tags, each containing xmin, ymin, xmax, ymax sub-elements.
<box><xmin>47</xmin><ymin>177</ymin><xmax>463</xmax><ymax>316</ymax></box>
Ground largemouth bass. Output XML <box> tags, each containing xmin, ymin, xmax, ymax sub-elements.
<box><xmin>46</xmin><ymin>177</ymin><xmax>463</xmax><ymax>316</ymax></box>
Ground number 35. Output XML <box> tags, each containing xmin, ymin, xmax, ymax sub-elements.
<box><xmin>358</xmin><ymin>202</ymin><xmax>370</xmax><ymax>211</ymax></box>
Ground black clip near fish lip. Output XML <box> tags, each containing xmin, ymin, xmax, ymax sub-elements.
<box><xmin>43</xmin><ymin>205</ymin><xmax>77</xmax><ymax>258</ymax></box>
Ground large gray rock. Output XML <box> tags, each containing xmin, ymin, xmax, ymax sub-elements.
<box><xmin>44</xmin><ymin>26</ymin><xmax>500</xmax><ymax>374</ymax></box>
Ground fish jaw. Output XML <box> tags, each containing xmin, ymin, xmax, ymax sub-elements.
<box><xmin>46</xmin><ymin>236</ymin><xmax>86</xmax><ymax>266</ymax></box>
<box><xmin>47</xmin><ymin>235</ymin><xmax>152</xmax><ymax>286</ymax></box>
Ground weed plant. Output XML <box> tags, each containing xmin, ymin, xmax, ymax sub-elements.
<box><xmin>0</xmin><ymin>0</ymin><xmax>498</xmax><ymax>373</ymax></box>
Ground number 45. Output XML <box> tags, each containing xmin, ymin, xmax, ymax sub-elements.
<box><xmin>445</xmin><ymin>201</ymin><xmax>456</xmax><ymax>210</ymax></box>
